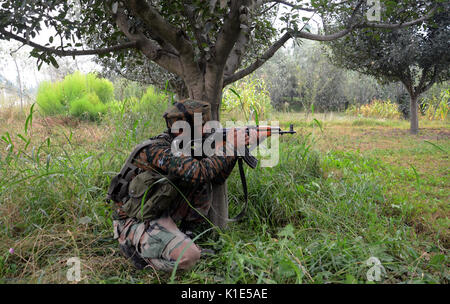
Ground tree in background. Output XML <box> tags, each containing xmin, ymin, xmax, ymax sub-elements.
<box><xmin>255</xmin><ymin>48</ymin><xmax>299</xmax><ymax>109</ymax></box>
<box><xmin>0</xmin><ymin>40</ymin><xmax>36</xmax><ymax>107</ymax></box>
<box><xmin>257</xmin><ymin>40</ymin><xmax>407</xmax><ymax>113</ymax></box>
<box><xmin>0</xmin><ymin>0</ymin><xmax>439</xmax><ymax>227</ymax></box>
<box><xmin>328</xmin><ymin>1</ymin><xmax>449</xmax><ymax>134</ymax></box>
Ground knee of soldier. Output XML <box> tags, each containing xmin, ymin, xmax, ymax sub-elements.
<box><xmin>170</xmin><ymin>240</ymin><xmax>201</xmax><ymax>270</ymax></box>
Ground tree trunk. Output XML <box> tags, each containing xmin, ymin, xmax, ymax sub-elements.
<box><xmin>209</xmin><ymin>91</ymin><xmax>228</xmax><ymax>230</ymax></box>
<box><xmin>410</xmin><ymin>94</ymin><xmax>419</xmax><ymax>134</ymax></box>
<box><xmin>185</xmin><ymin>69</ymin><xmax>229</xmax><ymax>229</ymax></box>
<box><xmin>13</xmin><ymin>57</ymin><xmax>23</xmax><ymax>109</ymax></box>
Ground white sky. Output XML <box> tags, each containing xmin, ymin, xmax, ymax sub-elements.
<box><xmin>0</xmin><ymin>37</ymin><xmax>100</xmax><ymax>90</ymax></box>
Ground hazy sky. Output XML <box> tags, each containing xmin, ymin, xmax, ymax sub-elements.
<box><xmin>0</xmin><ymin>35</ymin><xmax>99</xmax><ymax>90</ymax></box>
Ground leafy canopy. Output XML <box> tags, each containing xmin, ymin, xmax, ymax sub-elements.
<box><xmin>0</xmin><ymin>0</ymin><xmax>440</xmax><ymax>95</ymax></box>
<box><xmin>327</xmin><ymin>1</ymin><xmax>450</xmax><ymax>97</ymax></box>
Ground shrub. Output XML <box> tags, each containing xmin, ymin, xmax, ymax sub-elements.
<box><xmin>36</xmin><ymin>72</ymin><xmax>114</xmax><ymax>120</ymax></box>
<box><xmin>132</xmin><ymin>86</ymin><xmax>166</xmax><ymax>114</ymax></box>
<box><xmin>60</xmin><ymin>72</ymin><xmax>86</xmax><ymax>105</ymax></box>
<box><xmin>36</xmin><ymin>81</ymin><xmax>65</xmax><ymax>115</ymax></box>
<box><xmin>69</xmin><ymin>93</ymin><xmax>108</xmax><ymax>121</ymax></box>
<box><xmin>113</xmin><ymin>78</ymin><xmax>147</xmax><ymax>101</ymax></box>
<box><xmin>346</xmin><ymin>99</ymin><xmax>402</xmax><ymax>120</ymax></box>
<box><xmin>86</xmin><ymin>73</ymin><xmax>114</xmax><ymax>103</ymax></box>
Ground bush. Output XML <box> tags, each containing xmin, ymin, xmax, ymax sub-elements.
<box><xmin>36</xmin><ymin>82</ymin><xmax>65</xmax><ymax>115</ymax></box>
<box><xmin>132</xmin><ymin>86</ymin><xmax>166</xmax><ymax>113</ymax></box>
<box><xmin>86</xmin><ymin>73</ymin><xmax>114</xmax><ymax>104</ymax></box>
<box><xmin>69</xmin><ymin>93</ymin><xmax>108</xmax><ymax>121</ymax></box>
<box><xmin>346</xmin><ymin>99</ymin><xmax>402</xmax><ymax>120</ymax></box>
<box><xmin>113</xmin><ymin>78</ymin><xmax>147</xmax><ymax>101</ymax></box>
<box><xmin>37</xmin><ymin>72</ymin><xmax>114</xmax><ymax>120</ymax></box>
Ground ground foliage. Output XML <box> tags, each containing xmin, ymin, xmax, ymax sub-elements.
<box><xmin>0</xmin><ymin>99</ymin><xmax>448</xmax><ymax>283</ymax></box>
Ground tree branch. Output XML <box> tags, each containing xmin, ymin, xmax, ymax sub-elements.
<box><xmin>215</xmin><ymin>0</ymin><xmax>247</xmax><ymax>67</ymax></box>
<box><xmin>224</xmin><ymin>32</ymin><xmax>291</xmax><ymax>86</ymax></box>
<box><xmin>266</xmin><ymin>0</ymin><xmax>316</xmax><ymax>12</ymax></box>
<box><xmin>125</xmin><ymin>0</ymin><xmax>193</xmax><ymax>55</ymax></box>
<box><xmin>359</xmin><ymin>5</ymin><xmax>437</xmax><ymax>29</ymax></box>
<box><xmin>114</xmin><ymin>6</ymin><xmax>182</xmax><ymax>76</ymax></box>
<box><xmin>224</xmin><ymin>27</ymin><xmax>250</xmax><ymax>78</ymax></box>
<box><xmin>0</xmin><ymin>28</ymin><xmax>137</xmax><ymax>56</ymax></box>
<box><xmin>124</xmin><ymin>0</ymin><xmax>204</xmax><ymax>95</ymax></box>
<box><xmin>419</xmin><ymin>66</ymin><xmax>440</xmax><ymax>94</ymax></box>
<box><xmin>224</xmin><ymin>4</ymin><xmax>437</xmax><ymax>85</ymax></box>
<box><xmin>182</xmin><ymin>4</ymin><xmax>208</xmax><ymax>52</ymax></box>
<box><xmin>265</xmin><ymin>0</ymin><xmax>354</xmax><ymax>12</ymax></box>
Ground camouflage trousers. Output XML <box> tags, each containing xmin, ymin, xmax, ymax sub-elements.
<box><xmin>113</xmin><ymin>216</ymin><xmax>201</xmax><ymax>272</ymax></box>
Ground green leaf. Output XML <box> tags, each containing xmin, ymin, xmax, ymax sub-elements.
<box><xmin>251</xmin><ymin>104</ymin><xmax>259</xmax><ymax>125</ymax></box>
<box><xmin>25</xmin><ymin>103</ymin><xmax>35</xmax><ymax>134</ymax></box>
<box><xmin>345</xmin><ymin>274</ymin><xmax>358</xmax><ymax>284</ymax></box>
<box><xmin>429</xmin><ymin>254</ymin><xmax>446</xmax><ymax>270</ymax></box>
<box><xmin>313</xmin><ymin>118</ymin><xmax>323</xmax><ymax>132</ymax></box>
<box><xmin>424</xmin><ymin>140</ymin><xmax>447</xmax><ymax>153</ymax></box>
<box><xmin>17</xmin><ymin>134</ymin><xmax>29</xmax><ymax>144</ymax></box>
<box><xmin>278</xmin><ymin>224</ymin><xmax>295</xmax><ymax>239</ymax></box>
<box><xmin>410</xmin><ymin>164</ymin><xmax>420</xmax><ymax>188</ymax></box>
<box><xmin>48</xmin><ymin>55</ymin><xmax>59</xmax><ymax>68</ymax></box>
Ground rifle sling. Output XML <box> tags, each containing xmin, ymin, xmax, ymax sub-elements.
<box><xmin>228</xmin><ymin>157</ymin><xmax>248</xmax><ymax>222</ymax></box>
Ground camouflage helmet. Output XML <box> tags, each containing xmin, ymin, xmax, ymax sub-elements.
<box><xmin>163</xmin><ymin>99</ymin><xmax>211</xmax><ymax>128</ymax></box>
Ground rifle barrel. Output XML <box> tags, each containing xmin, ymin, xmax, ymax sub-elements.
<box><xmin>215</xmin><ymin>124</ymin><xmax>296</xmax><ymax>136</ymax></box>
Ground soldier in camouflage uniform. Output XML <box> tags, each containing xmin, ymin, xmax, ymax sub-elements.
<box><xmin>111</xmin><ymin>99</ymin><xmax>251</xmax><ymax>271</ymax></box>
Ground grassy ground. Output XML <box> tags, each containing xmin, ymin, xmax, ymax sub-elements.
<box><xmin>0</xmin><ymin>106</ymin><xmax>448</xmax><ymax>284</ymax></box>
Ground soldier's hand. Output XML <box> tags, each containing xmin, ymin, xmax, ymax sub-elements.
<box><xmin>248</xmin><ymin>129</ymin><xmax>269</xmax><ymax>147</ymax></box>
<box><xmin>228</xmin><ymin>128</ymin><xmax>248</xmax><ymax>149</ymax></box>
<box><xmin>215</xmin><ymin>128</ymin><xmax>248</xmax><ymax>156</ymax></box>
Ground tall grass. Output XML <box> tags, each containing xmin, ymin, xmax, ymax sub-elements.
<box><xmin>346</xmin><ymin>99</ymin><xmax>402</xmax><ymax>120</ymax></box>
<box><xmin>422</xmin><ymin>89</ymin><xmax>449</xmax><ymax>121</ymax></box>
<box><xmin>106</xmin><ymin>86</ymin><xmax>169</xmax><ymax>148</ymax></box>
<box><xmin>0</xmin><ymin>94</ymin><xmax>448</xmax><ymax>283</ymax></box>
<box><xmin>222</xmin><ymin>77</ymin><xmax>273</xmax><ymax>122</ymax></box>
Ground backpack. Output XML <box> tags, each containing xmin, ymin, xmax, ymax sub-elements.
<box><xmin>106</xmin><ymin>137</ymin><xmax>179</xmax><ymax>221</ymax></box>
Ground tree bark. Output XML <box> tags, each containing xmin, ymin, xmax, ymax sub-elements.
<box><xmin>185</xmin><ymin>68</ymin><xmax>229</xmax><ymax>229</ymax></box>
<box><xmin>210</xmin><ymin>182</ymin><xmax>228</xmax><ymax>230</ymax></box>
<box><xmin>410</xmin><ymin>94</ymin><xmax>419</xmax><ymax>134</ymax></box>
<box><xmin>209</xmin><ymin>90</ymin><xmax>228</xmax><ymax>230</ymax></box>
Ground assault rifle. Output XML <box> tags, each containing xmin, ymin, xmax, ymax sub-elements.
<box><xmin>204</xmin><ymin>124</ymin><xmax>296</xmax><ymax>221</ymax></box>
<box><xmin>204</xmin><ymin>124</ymin><xmax>296</xmax><ymax>168</ymax></box>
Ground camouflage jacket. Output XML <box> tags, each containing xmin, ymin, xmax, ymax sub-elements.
<box><xmin>114</xmin><ymin>131</ymin><xmax>237</xmax><ymax>223</ymax></box>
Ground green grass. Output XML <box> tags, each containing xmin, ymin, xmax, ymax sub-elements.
<box><xmin>0</xmin><ymin>105</ymin><xmax>448</xmax><ymax>284</ymax></box>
